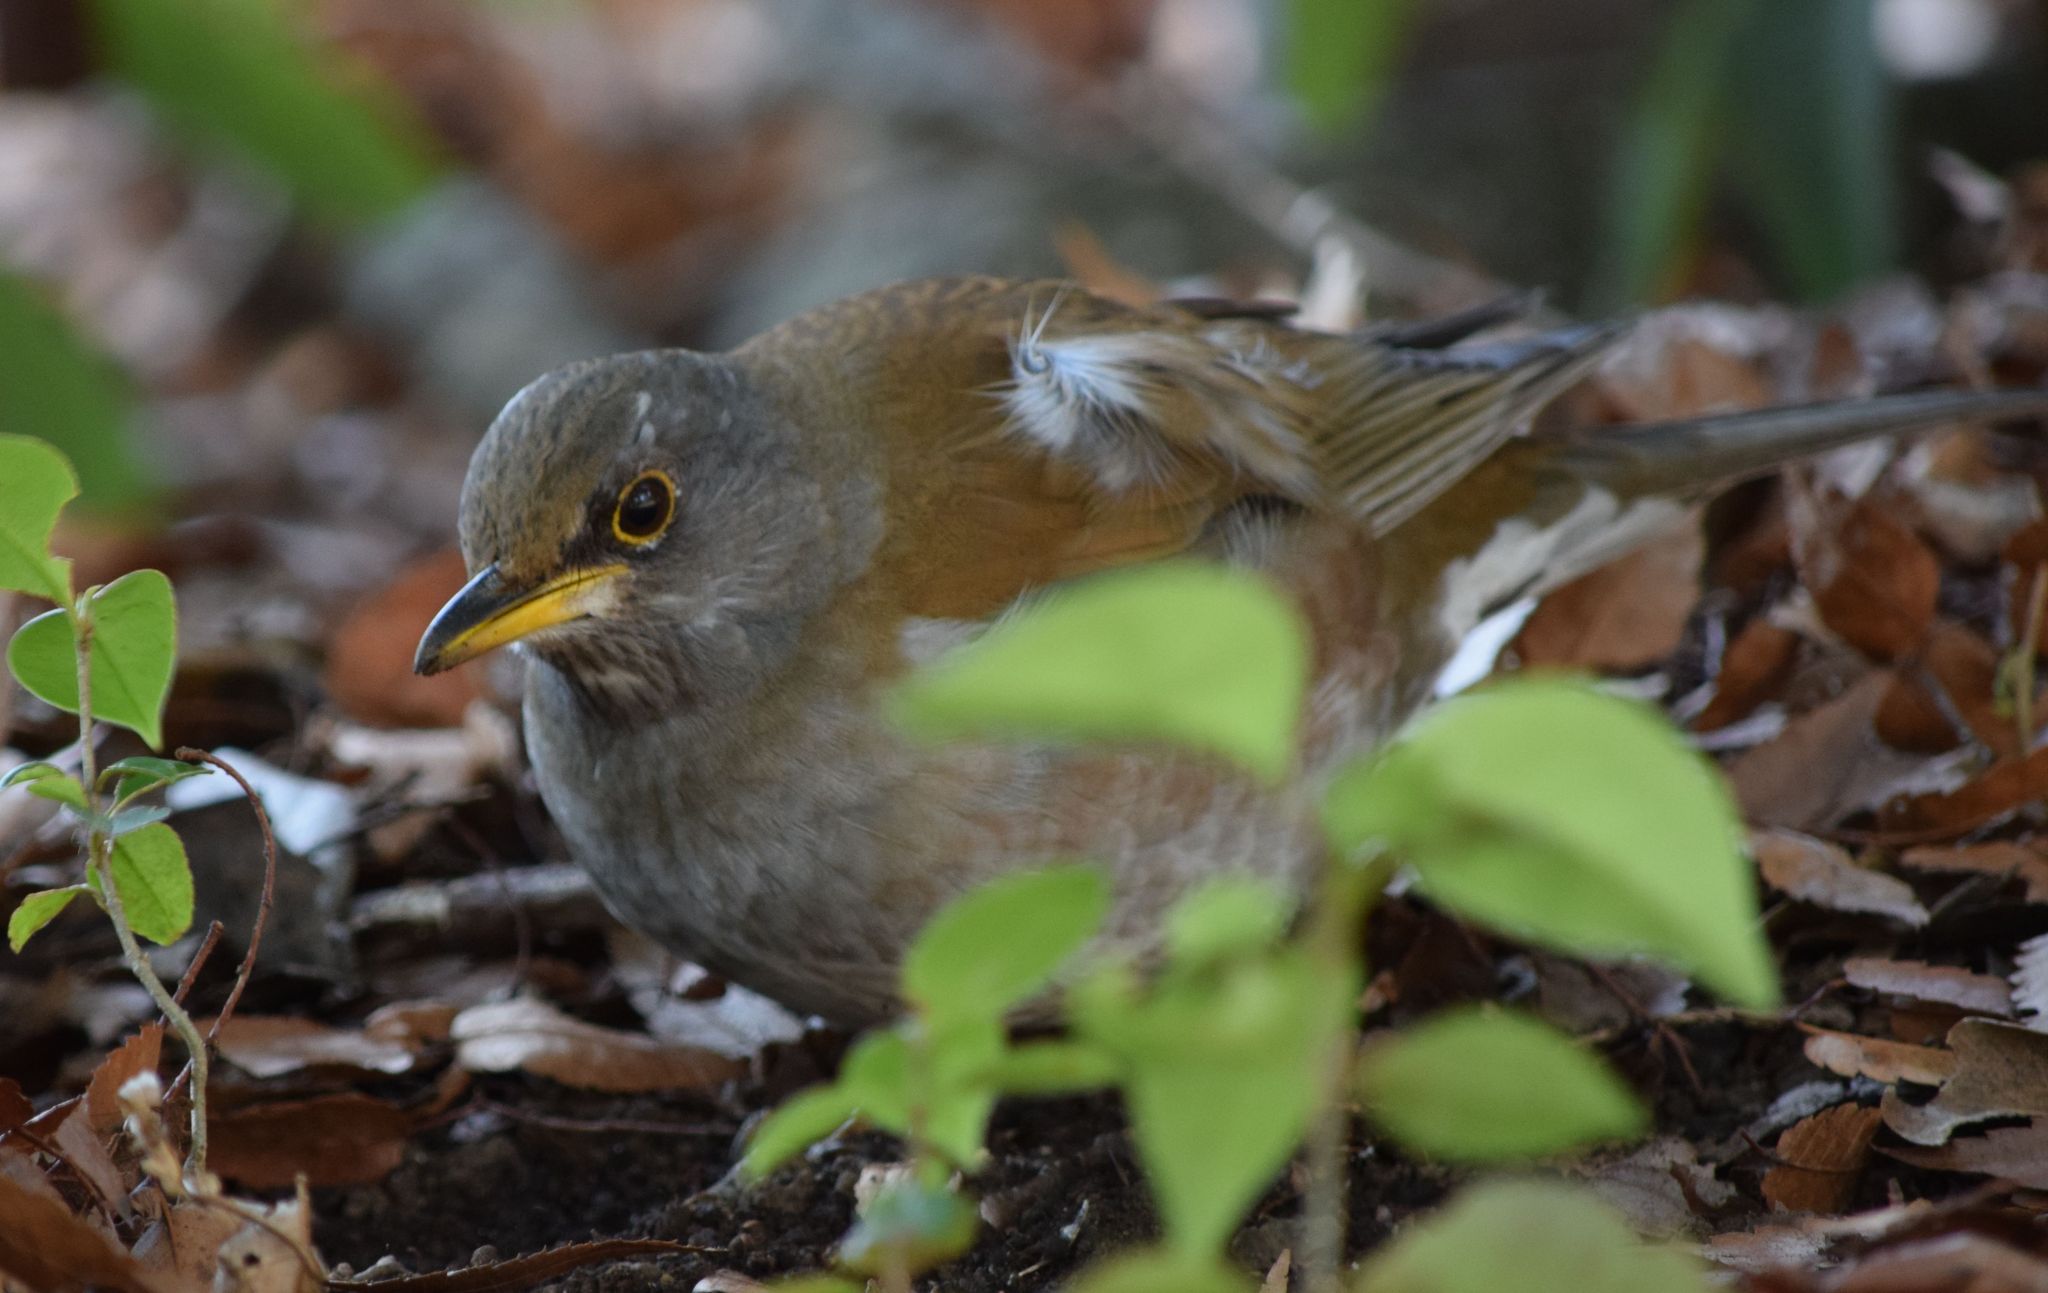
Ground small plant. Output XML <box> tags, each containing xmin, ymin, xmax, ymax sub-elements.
<box><xmin>753</xmin><ymin>560</ymin><xmax>1779</xmax><ymax>1291</ymax></box>
<box><xmin>1</xmin><ymin>434</ymin><xmax>211</xmax><ymax>1179</ymax></box>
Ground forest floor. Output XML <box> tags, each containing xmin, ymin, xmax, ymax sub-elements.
<box><xmin>9</xmin><ymin>3</ymin><xmax>2048</xmax><ymax>1290</ymax></box>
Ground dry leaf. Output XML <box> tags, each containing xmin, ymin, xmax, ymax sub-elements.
<box><xmin>1569</xmin><ymin>1137</ymin><xmax>1735</xmax><ymax>1240</ymax></box>
<box><xmin>1881</xmin><ymin>1018</ymin><xmax>2048</xmax><ymax>1145</ymax></box>
<box><xmin>1844</xmin><ymin>957</ymin><xmax>2013</xmax><ymax>1016</ymax></box>
<box><xmin>213</xmin><ymin>1190</ymin><xmax>320</xmax><ymax>1293</ymax></box>
<box><xmin>1693</xmin><ymin>618</ymin><xmax>1801</xmax><ymax>732</ymax></box>
<box><xmin>1880</xmin><ymin>745</ymin><xmax>2048</xmax><ymax>837</ymax></box>
<box><xmin>1800</xmin><ymin>1027</ymin><xmax>1957</xmax><ymax>1087</ymax></box>
<box><xmin>451</xmin><ymin>997</ymin><xmax>745</xmax><ymax>1093</ymax></box>
<box><xmin>0</xmin><ymin>1168</ymin><xmax>167</xmax><ymax>1293</ymax></box>
<box><xmin>209</xmin><ymin>1093</ymin><xmax>412</xmax><ymax>1189</ymax></box>
<box><xmin>1874</xmin><ymin>621</ymin><xmax>2013</xmax><ymax>755</ymax></box>
<box><xmin>2009</xmin><ymin>932</ymin><xmax>2048</xmax><ymax>1029</ymax></box>
<box><xmin>1728</xmin><ymin>673</ymin><xmax>1896</xmax><ymax>829</ymax></box>
<box><xmin>1821</xmin><ymin>1231</ymin><xmax>2048</xmax><ymax>1292</ymax></box>
<box><xmin>1513</xmin><ymin>525</ymin><xmax>1703</xmax><ymax>671</ymax></box>
<box><xmin>324</xmin><ymin>549</ymin><xmax>484</xmax><ymax>728</ymax></box>
<box><xmin>1762</xmin><ymin>1103</ymin><xmax>1882</xmax><ymax>1214</ymax></box>
<box><xmin>1898</xmin><ymin>841</ymin><xmax>2048</xmax><ymax>904</ymax></box>
<box><xmin>1258</xmin><ymin>1249</ymin><xmax>1292</xmax><ymax>1293</ymax></box>
<box><xmin>1882</xmin><ymin>1118</ymin><xmax>2048</xmax><ymax>1188</ymax></box>
<box><xmin>50</xmin><ymin>1110</ymin><xmax>133</xmax><ymax>1222</ymax></box>
<box><xmin>0</xmin><ymin>1081</ymin><xmax>33</xmax><ymax>1137</ymax></box>
<box><xmin>213</xmin><ymin>1016</ymin><xmax>416</xmax><ymax>1079</ymax></box>
<box><xmin>84</xmin><ymin>1025</ymin><xmax>164</xmax><ymax>1135</ymax></box>
<box><xmin>1752</xmin><ymin>828</ymin><xmax>1929</xmax><ymax>925</ymax></box>
<box><xmin>1793</xmin><ymin>493</ymin><xmax>1941</xmax><ymax>663</ymax></box>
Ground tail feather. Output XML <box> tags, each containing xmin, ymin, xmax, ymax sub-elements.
<box><xmin>1561</xmin><ymin>387</ymin><xmax>2048</xmax><ymax>500</ymax></box>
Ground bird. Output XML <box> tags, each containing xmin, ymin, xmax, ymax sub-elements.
<box><xmin>413</xmin><ymin>276</ymin><xmax>2048</xmax><ymax>1024</ymax></box>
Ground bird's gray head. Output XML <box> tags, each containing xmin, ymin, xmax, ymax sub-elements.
<box><xmin>413</xmin><ymin>351</ymin><xmax>865</xmax><ymax>716</ymax></box>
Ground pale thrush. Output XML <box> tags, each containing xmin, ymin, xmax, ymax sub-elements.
<box><xmin>414</xmin><ymin>277</ymin><xmax>2048</xmax><ymax>1023</ymax></box>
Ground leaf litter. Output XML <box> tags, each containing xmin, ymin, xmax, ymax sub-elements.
<box><xmin>4</xmin><ymin>7</ymin><xmax>2048</xmax><ymax>1289</ymax></box>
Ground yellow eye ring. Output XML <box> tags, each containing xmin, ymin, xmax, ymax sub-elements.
<box><xmin>612</xmin><ymin>470</ymin><xmax>676</xmax><ymax>545</ymax></box>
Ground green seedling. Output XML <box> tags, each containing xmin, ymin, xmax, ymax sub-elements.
<box><xmin>1</xmin><ymin>434</ymin><xmax>213</xmax><ymax>1178</ymax></box>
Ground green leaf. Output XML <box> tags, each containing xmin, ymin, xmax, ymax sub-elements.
<box><xmin>919</xmin><ymin>1014</ymin><xmax>1005</xmax><ymax>1168</ymax></box>
<box><xmin>1285</xmin><ymin>0</ymin><xmax>1423</xmax><ymax>134</ymax></box>
<box><xmin>837</xmin><ymin>1030</ymin><xmax>914</xmax><ymax>1133</ymax></box>
<box><xmin>1164</xmin><ymin>875</ymin><xmax>1292</xmax><ymax>969</ymax></box>
<box><xmin>1721</xmin><ymin>0</ymin><xmax>1897</xmax><ymax>301</ymax></box>
<box><xmin>743</xmin><ymin>1084</ymin><xmax>861</xmax><ymax>1179</ymax></box>
<box><xmin>838</xmin><ymin>1179</ymin><xmax>978</xmax><ymax>1278</ymax></box>
<box><xmin>1589</xmin><ymin>0</ymin><xmax>1759</xmax><ymax>309</ymax></box>
<box><xmin>89</xmin><ymin>0</ymin><xmax>441</xmax><ymax>229</ymax></box>
<box><xmin>107</xmin><ymin>821</ymin><xmax>193</xmax><ymax>945</ymax></box>
<box><xmin>1067</xmin><ymin>1247</ymin><xmax>1253</xmax><ymax>1293</ymax></box>
<box><xmin>9</xmin><ymin>569</ymin><xmax>178</xmax><ymax>748</ymax></box>
<box><xmin>108</xmin><ymin>805</ymin><xmax>171</xmax><ymax>837</ymax></box>
<box><xmin>1074</xmin><ymin>949</ymin><xmax>1356</xmax><ymax>1257</ymax></box>
<box><xmin>889</xmin><ymin>562</ymin><xmax>1310</xmax><ymax>783</ymax></box>
<box><xmin>0</xmin><ymin>433</ymin><xmax>79</xmax><ymax>602</ymax></box>
<box><xmin>7</xmin><ymin>886</ymin><xmax>88</xmax><ymax>952</ymax></box>
<box><xmin>103</xmin><ymin>756</ymin><xmax>211</xmax><ymax>805</ymax></box>
<box><xmin>1354</xmin><ymin>1179</ymin><xmax>1712</xmax><ymax>1293</ymax></box>
<box><xmin>3</xmin><ymin>762</ymin><xmax>87</xmax><ymax>812</ymax></box>
<box><xmin>766</xmin><ymin>1278</ymin><xmax>864</xmax><ymax>1293</ymax></box>
<box><xmin>980</xmin><ymin>1040</ymin><xmax>1123</xmax><ymax>1096</ymax></box>
<box><xmin>903</xmin><ymin>865</ymin><xmax>1109</xmax><ymax>1021</ymax></box>
<box><xmin>1356</xmin><ymin>1009</ymin><xmax>1647</xmax><ymax>1162</ymax></box>
<box><xmin>1322</xmin><ymin>678</ymin><xmax>1777</xmax><ymax>1008</ymax></box>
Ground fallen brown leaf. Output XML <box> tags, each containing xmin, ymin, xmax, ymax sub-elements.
<box><xmin>1881</xmin><ymin>1018</ymin><xmax>2048</xmax><ymax>1145</ymax></box>
<box><xmin>1513</xmin><ymin>525</ymin><xmax>1704</xmax><ymax>671</ymax></box>
<box><xmin>1793</xmin><ymin>493</ymin><xmax>1941</xmax><ymax>664</ymax></box>
<box><xmin>213</xmin><ymin>1015</ymin><xmax>416</xmax><ymax>1080</ymax></box>
<box><xmin>84</xmin><ymin>1025</ymin><xmax>164</xmax><ymax>1134</ymax></box>
<box><xmin>450</xmin><ymin>997</ymin><xmax>744</xmax><ymax>1093</ymax></box>
<box><xmin>1874</xmin><ymin>621</ymin><xmax>2012</xmax><ymax>755</ymax></box>
<box><xmin>324</xmin><ymin>549</ymin><xmax>484</xmax><ymax>728</ymax></box>
<box><xmin>0</xmin><ymin>1163</ymin><xmax>167</xmax><ymax>1293</ymax></box>
<box><xmin>1882</xmin><ymin>1118</ymin><xmax>2048</xmax><ymax>1189</ymax></box>
<box><xmin>1728</xmin><ymin>673</ymin><xmax>1896</xmax><ymax>829</ymax></box>
<box><xmin>1898</xmin><ymin>841</ymin><xmax>2048</xmax><ymax>904</ymax></box>
<box><xmin>1879</xmin><ymin>745</ymin><xmax>2048</xmax><ymax>837</ymax></box>
<box><xmin>1844</xmin><ymin>957</ymin><xmax>2013</xmax><ymax>1017</ymax></box>
<box><xmin>1693</xmin><ymin>618</ymin><xmax>1801</xmax><ymax>733</ymax></box>
<box><xmin>2007</xmin><ymin>931</ymin><xmax>2048</xmax><ymax>1028</ymax></box>
<box><xmin>1752</xmin><ymin>829</ymin><xmax>1929</xmax><ymax>925</ymax></box>
<box><xmin>0</xmin><ymin>1080</ymin><xmax>31</xmax><ymax>1136</ymax></box>
<box><xmin>1822</xmin><ymin>1230</ymin><xmax>2048</xmax><ymax>1293</ymax></box>
<box><xmin>209</xmin><ymin>1093</ymin><xmax>412</xmax><ymax>1189</ymax></box>
<box><xmin>1763</xmin><ymin>1104</ymin><xmax>1882</xmax><ymax>1214</ymax></box>
<box><xmin>1800</xmin><ymin>1027</ymin><xmax>1957</xmax><ymax>1087</ymax></box>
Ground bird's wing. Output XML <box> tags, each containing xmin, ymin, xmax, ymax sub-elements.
<box><xmin>798</xmin><ymin>278</ymin><xmax>1611</xmax><ymax>619</ymax></box>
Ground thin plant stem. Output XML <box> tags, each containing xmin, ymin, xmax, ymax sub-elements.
<box><xmin>71</xmin><ymin>600</ymin><xmax>212</xmax><ymax>1182</ymax></box>
<box><xmin>1298</xmin><ymin>851</ymin><xmax>1396</xmax><ymax>1293</ymax></box>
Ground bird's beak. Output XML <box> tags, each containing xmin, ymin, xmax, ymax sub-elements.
<box><xmin>414</xmin><ymin>562</ymin><xmax>629</xmax><ymax>675</ymax></box>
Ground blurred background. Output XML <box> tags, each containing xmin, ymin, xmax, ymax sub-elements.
<box><xmin>2</xmin><ymin>0</ymin><xmax>2047</xmax><ymax>730</ymax></box>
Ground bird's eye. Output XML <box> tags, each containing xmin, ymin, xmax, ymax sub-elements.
<box><xmin>612</xmin><ymin>471</ymin><xmax>676</xmax><ymax>545</ymax></box>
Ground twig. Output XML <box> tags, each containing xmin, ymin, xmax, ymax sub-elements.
<box><xmin>446</xmin><ymin>814</ymin><xmax>533</xmax><ymax>998</ymax></box>
<box><xmin>173</xmin><ymin>921</ymin><xmax>225</xmax><ymax>1006</ymax></box>
<box><xmin>175</xmin><ymin>747</ymin><xmax>277</xmax><ymax>1043</ymax></box>
<box><xmin>2015</xmin><ymin>565</ymin><xmax>2046</xmax><ymax>749</ymax></box>
<box><xmin>1103</xmin><ymin>75</ymin><xmax>1513</xmax><ymax>312</ymax></box>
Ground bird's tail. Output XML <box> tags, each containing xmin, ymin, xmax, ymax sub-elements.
<box><xmin>1557</xmin><ymin>387</ymin><xmax>2048</xmax><ymax>502</ymax></box>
